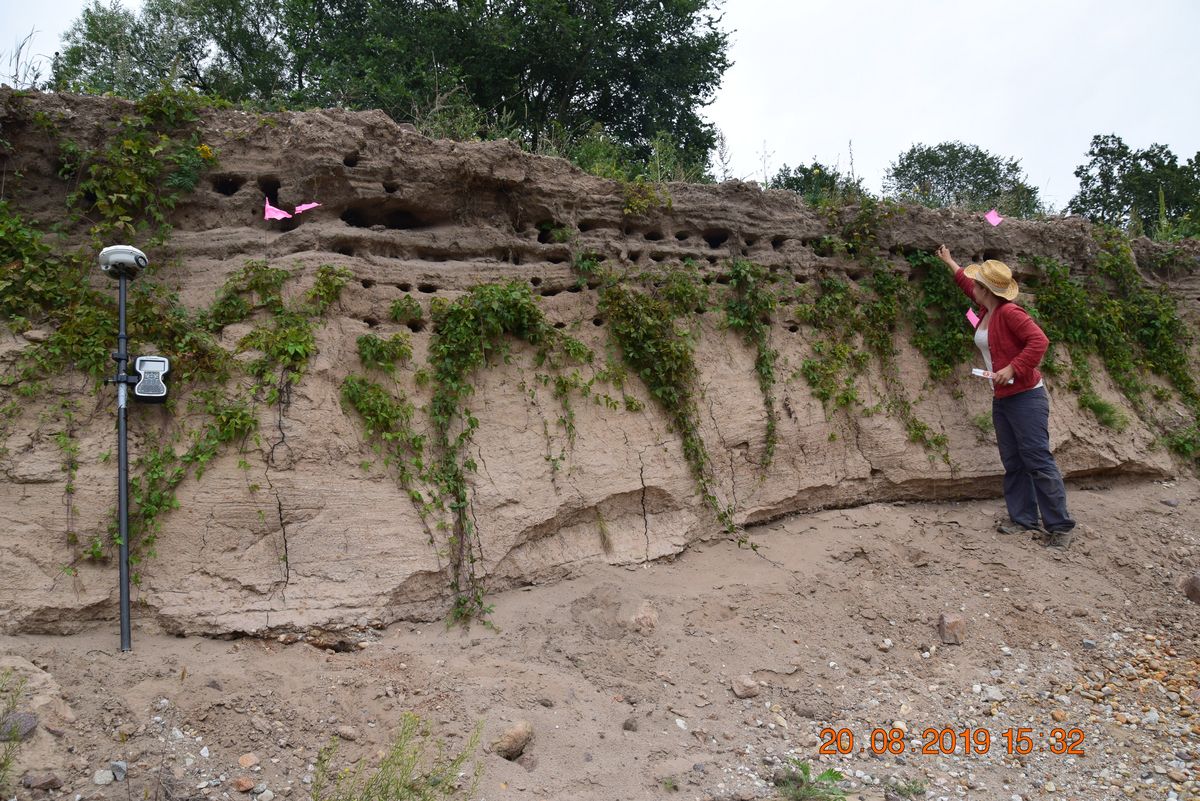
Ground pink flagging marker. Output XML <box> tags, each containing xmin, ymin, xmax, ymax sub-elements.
<box><xmin>966</xmin><ymin>308</ymin><xmax>980</xmax><ymax>328</ymax></box>
<box><xmin>294</xmin><ymin>202</ymin><xmax>321</xmax><ymax>214</ymax></box>
<box><xmin>264</xmin><ymin>198</ymin><xmax>293</xmax><ymax>220</ymax></box>
<box><xmin>984</xmin><ymin>209</ymin><xmax>1003</xmax><ymax>226</ymax></box>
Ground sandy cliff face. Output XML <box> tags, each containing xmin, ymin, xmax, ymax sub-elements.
<box><xmin>1</xmin><ymin>90</ymin><xmax>1197</xmax><ymax>636</ymax></box>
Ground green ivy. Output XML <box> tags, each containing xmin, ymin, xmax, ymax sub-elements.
<box><xmin>905</xmin><ymin>251</ymin><xmax>974</xmax><ymax>380</ymax></box>
<box><xmin>341</xmin><ymin>375</ymin><xmax>425</xmax><ymax>491</ymax></box>
<box><xmin>599</xmin><ymin>280</ymin><xmax>731</xmax><ymax>528</ymax></box>
<box><xmin>389</xmin><ymin>295</ymin><xmax>424</xmax><ymax>325</ymax></box>
<box><xmin>357</xmin><ymin>332</ymin><xmax>413</xmax><ymax>373</ymax></box>
<box><xmin>426</xmin><ymin>281</ymin><xmax>591</xmax><ymax>623</ymax></box>
<box><xmin>724</xmin><ymin>260</ymin><xmax>779</xmax><ymax>464</ymax></box>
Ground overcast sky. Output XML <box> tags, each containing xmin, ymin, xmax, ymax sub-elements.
<box><xmin>4</xmin><ymin>0</ymin><xmax>1198</xmax><ymax>210</ymax></box>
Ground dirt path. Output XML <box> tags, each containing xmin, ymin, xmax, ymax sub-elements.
<box><xmin>3</xmin><ymin>476</ymin><xmax>1198</xmax><ymax>801</ymax></box>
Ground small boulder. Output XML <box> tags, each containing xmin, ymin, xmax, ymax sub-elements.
<box><xmin>22</xmin><ymin>772</ymin><xmax>63</xmax><ymax>790</ymax></box>
<box><xmin>731</xmin><ymin>675</ymin><xmax>760</xmax><ymax>699</ymax></box>
<box><xmin>1183</xmin><ymin>574</ymin><xmax>1200</xmax><ymax>605</ymax></box>
<box><xmin>0</xmin><ymin>711</ymin><xmax>38</xmax><ymax>741</ymax></box>
<box><xmin>335</xmin><ymin>725</ymin><xmax>360</xmax><ymax>742</ymax></box>
<box><xmin>937</xmin><ymin>613</ymin><xmax>967</xmax><ymax>645</ymax></box>
<box><xmin>630</xmin><ymin>600</ymin><xmax>658</xmax><ymax>635</ymax></box>
<box><xmin>238</xmin><ymin>752</ymin><xmax>260</xmax><ymax>768</ymax></box>
<box><xmin>232</xmin><ymin>776</ymin><xmax>256</xmax><ymax>793</ymax></box>
<box><xmin>492</xmin><ymin>720</ymin><xmax>533</xmax><ymax>760</ymax></box>
<box><xmin>93</xmin><ymin>770</ymin><xmax>115</xmax><ymax>786</ymax></box>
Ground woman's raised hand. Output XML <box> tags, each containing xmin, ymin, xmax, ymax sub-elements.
<box><xmin>936</xmin><ymin>244</ymin><xmax>958</xmax><ymax>271</ymax></box>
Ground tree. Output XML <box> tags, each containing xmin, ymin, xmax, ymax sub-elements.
<box><xmin>52</xmin><ymin>0</ymin><xmax>730</xmax><ymax>171</ymax></box>
<box><xmin>1068</xmin><ymin>134</ymin><xmax>1200</xmax><ymax>237</ymax></box>
<box><xmin>883</xmin><ymin>141</ymin><xmax>1043</xmax><ymax>218</ymax></box>
<box><xmin>770</xmin><ymin>160</ymin><xmax>867</xmax><ymax>205</ymax></box>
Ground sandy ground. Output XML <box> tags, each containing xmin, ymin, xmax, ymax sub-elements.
<box><xmin>3</xmin><ymin>475</ymin><xmax>1199</xmax><ymax>801</ymax></box>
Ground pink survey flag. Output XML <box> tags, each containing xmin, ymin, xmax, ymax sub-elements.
<box><xmin>264</xmin><ymin>197</ymin><xmax>293</xmax><ymax>220</ymax></box>
<box><xmin>294</xmin><ymin>202</ymin><xmax>321</xmax><ymax>214</ymax></box>
<box><xmin>984</xmin><ymin>208</ymin><xmax>1003</xmax><ymax>226</ymax></box>
<box><xmin>966</xmin><ymin>309</ymin><xmax>980</xmax><ymax>328</ymax></box>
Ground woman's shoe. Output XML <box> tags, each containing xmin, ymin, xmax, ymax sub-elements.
<box><xmin>1046</xmin><ymin>530</ymin><xmax>1073</xmax><ymax>550</ymax></box>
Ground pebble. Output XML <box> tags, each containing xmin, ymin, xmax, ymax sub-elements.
<box><xmin>233</xmin><ymin>776</ymin><xmax>257</xmax><ymax>792</ymax></box>
<box><xmin>335</xmin><ymin>725</ymin><xmax>360</xmax><ymax>741</ymax></box>
<box><xmin>93</xmin><ymin>769</ymin><xmax>115</xmax><ymax>786</ymax></box>
<box><xmin>622</xmin><ymin>717</ymin><xmax>638</xmax><ymax>732</ymax></box>
<box><xmin>239</xmin><ymin>753</ymin><xmax>260</xmax><ymax>768</ymax></box>
<box><xmin>258</xmin><ymin>792</ymin><xmax>274</xmax><ymax>801</ymax></box>
<box><xmin>109</xmin><ymin>760</ymin><xmax>127</xmax><ymax>781</ymax></box>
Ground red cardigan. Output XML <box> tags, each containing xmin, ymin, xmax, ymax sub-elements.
<box><xmin>954</xmin><ymin>268</ymin><xmax>1048</xmax><ymax>398</ymax></box>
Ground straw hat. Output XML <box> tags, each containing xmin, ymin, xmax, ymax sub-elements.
<box><xmin>963</xmin><ymin>259</ymin><xmax>1019</xmax><ymax>300</ymax></box>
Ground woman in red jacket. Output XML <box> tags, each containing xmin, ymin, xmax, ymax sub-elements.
<box><xmin>936</xmin><ymin>245</ymin><xmax>1076</xmax><ymax>549</ymax></box>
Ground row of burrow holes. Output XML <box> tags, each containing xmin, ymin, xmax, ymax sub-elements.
<box><xmin>217</xmin><ymin>171</ymin><xmax>1007</xmax><ymax>336</ymax></box>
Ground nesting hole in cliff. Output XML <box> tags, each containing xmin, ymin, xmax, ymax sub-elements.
<box><xmin>382</xmin><ymin>181</ymin><xmax>399</xmax><ymax>193</ymax></box>
<box><xmin>210</xmin><ymin>174</ymin><xmax>246</xmax><ymax>196</ymax></box>
<box><xmin>981</xmin><ymin>249</ymin><xmax>1009</xmax><ymax>262</ymax></box>
<box><xmin>406</xmin><ymin>320</ymin><xmax>425</xmax><ymax>333</ymax></box>
<box><xmin>553</xmin><ymin>321</ymin><xmax>566</xmax><ymax>329</ymax></box>
<box><xmin>566</xmin><ymin>284</ymin><xmax>582</xmax><ymax>293</ymax></box>
<box><xmin>745</xmin><ymin>236</ymin><xmax>758</xmax><ymax>247</ymax></box>
<box><xmin>343</xmin><ymin>151</ymin><xmax>360</xmax><ymax>168</ymax></box>
<box><xmin>530</xmin><ymin>277</ymin><xmax>543</xmax><ymax>287</ymax></box>
<box><xmin>650</xmin><ymin>252</ymin><xmax>667</xmax><ymax>262</ymax></box>
<box><xmin>715</xmin><ymin>273</ymin><xmax>731</xmax><ymax>285</ymax></box>
<box><xmin>361</xmin><ymin>279</ymin><xmax>376</xmax><ymax>289</ymax></box>
<box><xmin>363</xmin><ymin>317</ymin><xmax>380</xmax><ymax>328</ymax></box>
<box><xmin>510</xmin><ymin>251</ymin><xmax>523</xmax><ymax>265</ymax></box>
<box><xmin>540</xmin><ymin>287</ymin><xmax>562</xmax><ymax>297</ymax></box>
<box><xmin>592</xmin><ymin>317</ymin><xmax>604</xmax><ymax>326</ymax></box>
<box><xmin>675</xmin><ymin>231</ymin><xmax>691</xmax><ymax>241</ymax></box>
<box><xmin>740</xmin><ymin>247</ymin><xmax>750</xmax><ymax>256</ymax></box>
<box><xmin>417</xmin><ymin>283</ymin><xmax>438</xmax><ymax>294</ymax></box>
<box><xmin>257</xmin><ymin>176</ymin><xmax>282</xmax><ymax>206</ymax></box>
<box><xmin>417</xmin><ymin>250</ymin><xmax>447</xmax><ymax>263</ymax></box>
<box><xmin>331</xmin><ymin>240</ymin><xmax>355</xmax><ymax>257</ymax></box>
<box><xmin>623</xmin><ymin>224</ymin><xmax>634</xmax><ymax>236</ymax></box>
<box><xmin>706</xmin><ymin>256</ymin><xmax>719</xmax><ymax>264</ymax></box>
<box><xmin>341</xmin><ymin>199</ymin><xmax>438</xmax><ymax>230</ymax></box>
<box><xmin>548</xmin><ymin>253</ymin><xmax>569</xmax><ymax>264</ymax></box>
<box><xmin>645</xmin><ymin>230</ymin><xmax>664</xmax><ymax>241</ymax></box>
<box><xmin>788</xmin><ymin>324</ymin><xmax>800</xmax><ymax>333</ymax></box>
<box><xmin>578</xmin><ymin>219</ymin><xmax>602</xmax><ymax>232</ymax></box>
<box><xmin>397</xmin><ymin>282</ymin><xmax>412</xmax><ymax>292</ymax></box>
<box><xmin>628</xmin><ymin>250</ymin><xmax>643</xmax><ymax>263</ymax></box>
<box><xmin>703</xmin><ymin>229</ymin><xmax>730</xmax><ymax>249</ymax></box>
<box><xmin>772</xmin><ymin>236</ymin><xmax>787</xmax><ymax>250</ymax></box>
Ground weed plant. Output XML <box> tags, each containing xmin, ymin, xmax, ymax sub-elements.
<box><xmin>0</xmin><ymin>668</ymin><xmax>27</xmax><ymax>793</ymax></box>
<box><xmin>310</xmin><ymin>713</ymin><xmax>481</xmax><ymax>801</ymax></box>
<box><xmin>774</xmin><ymin>759</ymin><xmax>846</xmax><ymax>801</ymax></box>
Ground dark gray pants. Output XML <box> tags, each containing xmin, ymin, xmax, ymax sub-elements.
<box><xmin>993</xmin><ymin>386</ymin><xmax>1075</xmax><ymax>533</ymax></box>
